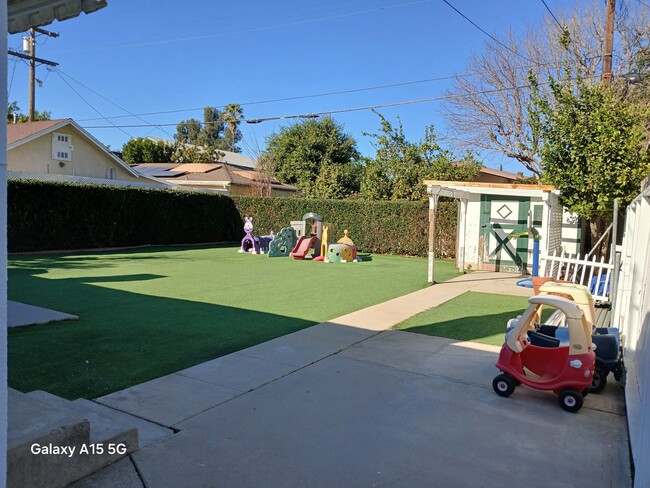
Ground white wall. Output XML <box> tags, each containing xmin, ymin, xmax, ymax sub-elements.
<box><xmin>1</xmin><ymin>2</ymin><xmax>9</xmax><ymax>483</ymax></box>
<box><xmin>613</xmin><ymin>182</ymin><xmax>650</xmax><ymax>488</ymax></box>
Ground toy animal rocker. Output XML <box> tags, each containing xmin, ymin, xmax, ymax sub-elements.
<box><xmin>492</xmin><ymin>294</ymin><xmax>595</xmax><ymax>413</ymax></box>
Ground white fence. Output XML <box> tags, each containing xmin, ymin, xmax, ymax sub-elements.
<box><xmin>539</xmin><ymin>251</ymin><xmax>615</xmax><ymax>302</ymax></box>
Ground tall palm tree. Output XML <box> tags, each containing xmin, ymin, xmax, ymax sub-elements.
<box><xmin>222</xmin><ymin>103</ymin><xmax>244</xmax><ymax>152</ymax></box>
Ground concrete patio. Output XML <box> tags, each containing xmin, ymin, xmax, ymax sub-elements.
<box><xmin>50</xmin><ymin>272</ymin><xmax>631</xmax><ymax>487</ymax></box>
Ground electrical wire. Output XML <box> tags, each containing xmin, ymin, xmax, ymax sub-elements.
<box><xmin>59</xmin><ymin>0</ymin><xmax>433</xmax><ymax>53</ymax></box>
<box><xmin>439</xmin><ymin>0</ymin><xmax>533</xmax><ymax>64</ymax></box>
<box><xmin>540</xmin><ymin>0</ymin><xmax>563</xmax><ymax>31</ymax></box>
<box><xmin>54</xmin><ymin>68</ymin><xmax>175</xmax><ymax>138</ymax></box>
<box><xmin>54</xmin><ymin>70</ymin><xmax>135</xmax><ymax>139</ymax></box>
<box><xmin>79</xmin><ymin>78</ymin><xmax>560</xmax><ymax>130</ymax></box>
<box><xmin>8</xmin><ymin>58</ymin><xmax>19</xmax><ymax>98</ymax></box>
<box><xmin>76</xmin><ymin>73</ymin><xmax>469</xmax><ymax>122</ymax></box>
<box><xmin>80</xmin><ymin>71</ymin><xmax>601</xmax><ymax>131</ymax></box>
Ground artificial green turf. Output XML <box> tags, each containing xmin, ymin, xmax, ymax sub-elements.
<box><xmin>9</xmin><ymin>244</ymin><xmax>461</xmax><ymax>399</ymax></box>
<box><xmin>395</xmin><ymin>291</ymin><xmax>532</xmax><ymax>346</ymax></box>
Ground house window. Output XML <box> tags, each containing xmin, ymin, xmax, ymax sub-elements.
<box><xmin>52</xmin><ymin>132</ymin><xmax>73</xmax><ymax>161</ymax></box>
<box><xmin>108</xmin><ymin>168</ymin><xmax>115</xmax><ymax>180</ymax></box>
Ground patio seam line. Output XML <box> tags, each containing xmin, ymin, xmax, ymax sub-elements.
<box><xmin>127</xmin><ymin>454</ymin><xmax>147</xmax><ymax>488</ymax></box>
<box><xmin>338</xmin><ymin>349</ymin><xmax>491</xmax><ymax>390</ymax></box>
<box><xmin>88</xmin><ymin>399</ymin><xmax>182</xmax><ymax>433</ymax></box>
<box><xmin>170</xmin><ymin>372</ymin><xmax>246</xmax><ymax>393</ymax></box>
<box><xmin>167</xmin><ymin>332</ymin><xmax>387</xmax><ymax>428</ymax></box>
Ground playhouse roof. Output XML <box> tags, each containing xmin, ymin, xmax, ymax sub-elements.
<box><xmin>423</xmin><ymin>180</ymin><xmax>557</xmax><ymax>199</ymax></box>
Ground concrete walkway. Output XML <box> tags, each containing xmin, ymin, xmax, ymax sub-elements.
<box><xmin>7</xmin><ymin>300</ymin><xmax>78</xmax><ymax>327</ymax></box>
<box><xmin>78</xmin><ymin>272</ymin><xmax>629</xmax><ymax>487</ymax></box>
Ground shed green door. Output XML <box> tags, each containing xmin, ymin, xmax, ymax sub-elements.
<box><xmin>479</xmin><ymin>195</ymin><xmax>530</xmax><ymax>272</ymax></box>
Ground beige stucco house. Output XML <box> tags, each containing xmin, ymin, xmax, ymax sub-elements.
<box><xmin>7</xmin><ymin>119</ymin><xmax>167</xmax><ymax>188</ymax></box>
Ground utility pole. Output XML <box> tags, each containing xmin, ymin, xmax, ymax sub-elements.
<box><xmin>7</xmin><ymin>26</ymin><xmax>58</xmax><ymax>121</ymax></box>
<box><xmin>602</xmin><ymin>0</ymin><xmax>615</xmax><ymax>83</ymax></box>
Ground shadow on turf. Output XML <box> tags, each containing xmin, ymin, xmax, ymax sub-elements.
<box><xmin>401</xmin><ymin>309</ymin><xmax>524</xmax><ymax>345</ymax></box>
<box><xmin>8</xmin><ymin>271</ymin><xmax>317</xmax><ymax>400</ymax></box>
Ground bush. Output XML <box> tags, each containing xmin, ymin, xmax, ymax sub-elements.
<box><xmin>8</xmin><ymin>180</ymin><xmax>457</xmax><ymax>257</ymax></box>
<box><xmin>231</xmin><ymin>196</ymin><xmax>457</xmax><ymax>257</ymax></box>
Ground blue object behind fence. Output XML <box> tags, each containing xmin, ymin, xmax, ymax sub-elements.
<box><xmin>590</xmin><ymin>274</ymin><xmax>610</xmax><ymax>297</ymax></box>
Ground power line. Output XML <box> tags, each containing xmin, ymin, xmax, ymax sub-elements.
<box><xmin>59</xmin><ymin>0</ymin><xmax>433</xmax><ymax>53</ymax></box>
<box><xmin>540</xmin><ymin>0</ymin><xmax>563</xmax><ymax>30</ymax></box>
<box><xmin>54</xmin><ymin>70</ymin><xmax>134</xmax><ymax>139</ymax></box>
<box><xmin>79</xmin><ymin>80</ymin><xmax>554</xmax><ymax>130</ymax></box>
<box><xmin>76</xmin><ymin>58</ymin><xmax>577</xmax><ymax>124</ymax></box>
<box><xmin>76</xmin><ymin>73</ymin><xmax>468</xmax><ymax>122</ymax></box>
<box><xmin>54</xmin><ymin>68</ymin><xmax>175</xmax><ymax>138</ymax></box>
<box><xmin>439</xmin><ymin>0</ymin><xmax>533</xmax><ymax>64</ymax></box>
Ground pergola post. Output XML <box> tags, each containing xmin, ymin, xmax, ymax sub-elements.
<box><xmin>457</xmin><ymin>198</ymin><xmax>468</xmax><ymax>272</ymax></box>
<box><xmin>427</xmin><ymin>189</ymin><xmax>439</xmax><ymax>284</ymax></box>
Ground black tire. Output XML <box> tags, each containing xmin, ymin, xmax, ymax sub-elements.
<box><xmin>589</xmin><ymin>365</ymin><xmax>609</xmax><ymax>394</ymax></box>
<box><xmin>492</xmin><ymin>374</ymin><xmax>516</xmax><ymax>397</ymax></box>
<box><xmin>559</xmin><ymin>389</ymin><xmax>584</xmax><ymax>413</ymax></box>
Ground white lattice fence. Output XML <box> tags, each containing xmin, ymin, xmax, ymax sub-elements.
<box><xmin>539</xmin><ymin>251</ymin><xmax>615</xmax><ymax>302</ymax></box>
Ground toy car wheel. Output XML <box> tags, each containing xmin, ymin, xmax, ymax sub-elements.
<box><xmin>588</xmin><ymin>365</ymin><xmax>608</xmax><ymax>394</ymax></box>
<box><xmin>492</xmin><ymin>374</ymin><xmax>515</xmax><ymax>397</ymax></box>
<box><xmin>558</xmin><ymin>390</ymin><xmax>583</xmax><ymax>413</ymax></box>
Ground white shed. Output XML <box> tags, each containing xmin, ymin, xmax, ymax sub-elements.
<box><xmin>424</xmin><ymin>181</ymin><xmax>577</xmax><ymax>283</ymax></box>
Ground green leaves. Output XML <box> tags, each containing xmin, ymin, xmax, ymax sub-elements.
<box><xmin>359</xmin><ymin>113</ymin><xmax>481</xmax><ymax>201</ymax></box>
<box><xmin>265</xmin><ymin>116</ymin><xmax>360</xmax><ymax>198</ymax></box>
<box><xmin>531</xmin><ymin>77</ymin><xmax>650</xmax><ymax>220</ymax></box>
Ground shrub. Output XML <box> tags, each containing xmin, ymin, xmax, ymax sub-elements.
<box><xmin>8</xmin><ymin>180</ymin><xmax>457</xmax><ymax>257</ymax></box>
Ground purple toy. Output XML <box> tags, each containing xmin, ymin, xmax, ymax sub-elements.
<box><xmin>239</xmin><ymin>218</ymin><xmax>274</xmax><ymax>254</ymax></box>
<box><xmin>239</xmin><ymin>217</ymin><xmax>256</xmax><ymax>253</ymax></box>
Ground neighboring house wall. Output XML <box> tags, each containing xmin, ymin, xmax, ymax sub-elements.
<box><xmin>8</xmin><ymin>125</ymin><xmax>141</xmax><ymax>182</ymax></box>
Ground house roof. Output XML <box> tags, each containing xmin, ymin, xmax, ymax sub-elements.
<box><xmin>7</xmin><ymin>118</ymin><xmax>142</xmax><ymax>178</ymax></box>
<box><xmin>479</xmin><ymin>167</ymin><xmax>523</xmax><ymax>180</ymax></box>
<box><xmin>7</xmin><ymin>119</ymin><xmax>69</xmax><ymax>145</ymax></box>
<box><xmin>145</xmin><ymin>138</ymin><xmax>258</xmax><ymax>169</ymax></box>
<box><xmin>132</xmin><ymin>163</ymin><xmax>298</xmax><ymax>192</ymax></box>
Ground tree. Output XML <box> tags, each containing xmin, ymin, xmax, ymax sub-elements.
<box><xmin>171</xmin><ymin>144</ymin><xmax>224</xmax><ymax>164</ymax></box>
<box><xmin>443</xmin><ymin>2</ymin><xmax>650</xmax><ymax>176</ymax></box>
<box><xmin>529</xmin><ymin>71</ymin><xmax>650</xmax><ymax>253</ymax></box>
<box><xmin>175</xmin><ymin>105</ymin><xmax>243</xmax><ymax>153</ymax></box>
<box><xmin>265</xmin><ymin>116</ymin><xmax>360</xmax><ymax>198</ymax></box>
<box><xmin>360</xmin><ymin>112</ymin><xmax>480</xmax><ymax>201</ymax></box>
<box><xmin>222</xmin><ymin>103</ymin><xmax>244</xmax><ymax>152</ymax></box>
<box><xmin>7</xmin><ymin>101</ymin><xmax>50</xmax><ymax>123</ymax></box>
<box><xmin>121</xmin><ymin>137</ymin><xmax>175</xmax><ymax>164</ymax></box>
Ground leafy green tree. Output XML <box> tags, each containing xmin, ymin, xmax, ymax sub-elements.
<box><xmin>7</xmin><ymin>101</ymin><xmax>50</xmax><ymax>123</ymax></box>
<box><xmin>360</xmin><ymin>112</ymin><xmax>480</xmax><ymax>201</ymax></box>
<box><xmin>265</xmin><ymin>116</ymin><xmax>360</xmax><ymax>198</ymax></box>
<box><xmin>121</xmin><ymin>138</ymin><xmax>175</xmax><ymax>164</ymax></box>
<box><xmin>529</xmin><ymin>72</ymin><xmax>650</xmax><ymax>251</ymax></box>
<box><xmin>171</xmin><ymin>144</ymin><xmax>225</xmax><ymax>164</ymax></box>
<box><xmin>175</xmin><ymin>105</ymin><xmax>243</xmax><ymax>153</ymax></box>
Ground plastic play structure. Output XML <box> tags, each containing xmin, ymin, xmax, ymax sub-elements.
<box><xmin>244</xmin><ymin>213</ymin><xmax>361</xmax><ymax>264</ymax></box>
<box><xmin>493</xmin><ymin>294</ymin><xmax>596</xmax><ymax>412</ymax></box>
<box><xmin>238</xmin><ymin>217</ymin><xmax>274</xmax><ymax>254</ymax></box>
<box><xmin>268</xmin><ymin>227</ymin><xmax>295</xmax><ymax>257</ymax></box>
<box><xmin>327</xmin><ymin>229</ymin><xmax>358</xmax><ymax>263</ymax></box>
<box><xmin>535</xmin><ymin>281</ymin><xmax>624</xmax><ymax>393</ymax></box>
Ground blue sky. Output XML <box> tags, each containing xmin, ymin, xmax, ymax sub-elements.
<box><xmin>7</xmin><ymin>0</ymin><xmax>592</xmax><ymax>172</ymax></box>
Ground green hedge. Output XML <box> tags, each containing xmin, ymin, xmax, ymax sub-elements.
<box><xmin>232</xmin><ymin>196</ymin><xmax>457</xmax><ymax>257</ymax></box>
<box><xmin>8</xmin><ymin>180</ymin><xmax>457</xmax><ymax>257</ymax></box>
<box><xmin>8</xmin><ymin>181</ymin><xmax>241</xmax><ymax>252</ymax></box>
